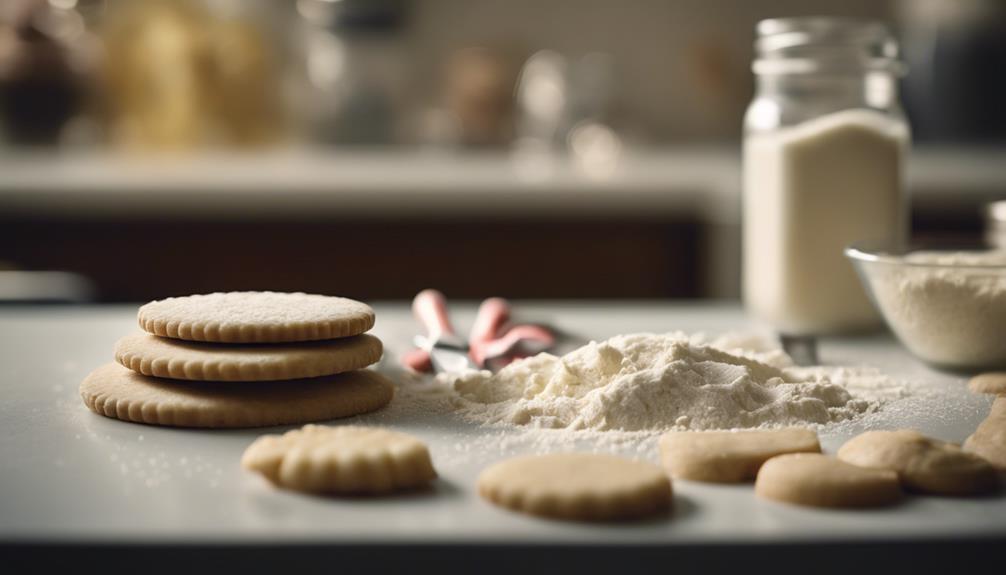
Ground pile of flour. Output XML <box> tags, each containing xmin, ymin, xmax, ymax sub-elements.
<box><xmin>445</xmin><ymin>332</ymin><xmax>894</xmax><ymax>432</ymax></box>
<box><xmin>869</xmin><ymin>250</ymin><xmax>1006</xmax><ymax>368</ymax></box>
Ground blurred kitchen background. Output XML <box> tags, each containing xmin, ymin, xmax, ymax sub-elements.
<box><xmin>2</xmin><ymin>0</ymin><xmax>1005</xmax><ymax>303</ymax></box>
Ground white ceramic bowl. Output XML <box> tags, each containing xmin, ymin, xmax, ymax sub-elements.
<box><xmin>846</xmin><ymin>243</ymin><xmax>1006</xmax><ymax>372</ymax></box>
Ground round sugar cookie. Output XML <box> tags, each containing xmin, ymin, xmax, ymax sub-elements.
<box><xmin>115</xmin><ymin>333</ymin><xmax>383</xmax><ymax>382</ymax></box>
<box><xmin>755</xmin><ymin>453</ymin><xmax>902</xmax><ymax>509</ymax></box>
<box><xmin>964</xmin><ymin>396</ymin><xmax>1006</xmax><ymax>470</ymax></box>
<box><xmin>968</xmin><ymin>373</ymin><xmax>1006</xmax><ymax>396</ymax></box>
<box><xmin>837</xmin><ymin>430</ymin><xmax>998</xmax><ymax>495</ymax></box>
<box><xmin>138</xmin><ymin>292</ymin><xmax>375</xmax><ymax>343</ymax></box>
<box><xmin>242</xmin><ymin>425</ymin><xmax>437</xmax><ymax>495</ymax></box>
<box><xmin>80</xmin><ymin>363</ymin><xmax>393</xmax><ymax>428</ymax></box>
<box><xmin>659</xmin><ymin>428</ymin><xmax>821</xmax><ymax>483</ymax></box>
<box><xmin>477</xmin><ymin>453</ymin><xmax>672</xmax><ymax>522</ymax></box>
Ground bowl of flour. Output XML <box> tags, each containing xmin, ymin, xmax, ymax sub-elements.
<box><xmin>847</xmin><ymin>244</ymin><xmax>1006</xmax><ymax>371</ymax></box>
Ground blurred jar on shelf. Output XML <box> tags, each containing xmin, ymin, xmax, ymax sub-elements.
<box><xmin>0</xmin><ymin>0</ymin><xmax>99</xmax><ymax>147</ymax></box>
<box><xmin>99</xmin><ymin>0</ymin><xmax>284</xmax><ymax>151</ymax></box>
<box><xmin>289</xmin><ymin>0</ymin><xmax>406</xmax><ymax>146</ymax></box>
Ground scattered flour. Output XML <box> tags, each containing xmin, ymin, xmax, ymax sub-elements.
<box><xmin>440</xmin><ymin>332</ymin><xmax>904</xmax><ymax>432</ymax></box>
<box><xmin>868</xmin><ymin>250</ymin><xmax>1006</xmax><ymax>369</ymax></box>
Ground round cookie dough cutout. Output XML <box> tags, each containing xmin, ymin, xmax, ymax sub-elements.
<box><xmin>80</xmin><ymin>363</ymin><xmax>394</xmax><ymax>428</ymax></box>
<box><xmin>115</xmin><ymin>332</ymin><xmax>383</xmax><ymax>382</ymax></box>
<box><xmin>968</xmin><ymin>373</ymin><xmax>1006</xmax><ymax>395</ymax></box>
<box><xmin>242</xmin><ymin>425</ymin><xmax>437</xmax><ymax>495</ymax></box>
<box><xmin>659</xmin><ymin>428</ymin><xmax>821</xmax><ymax>483</ymax></box>
<box><xmin>477</xmin><ymin>453</ymin><xmax>672</xmax><ymax>522</ymax></box>
<box><xmin>964</xmin><ymin>396</ymin><xmax>1006</xmax><ymax>470</ymax></box>
<box><xmin>837</xmin><ymin>430</ymin><xmax>998</xmax><ymax>495</ymax></box>
<box><xmin>138</xmin><ymin>292</ymin><xmax>376</xmax><ymax>343</ymax></box>
<box><xmin>755</xmin><ymin>453</ymin><xmax>902</xmax><ymax>509</ymax></box>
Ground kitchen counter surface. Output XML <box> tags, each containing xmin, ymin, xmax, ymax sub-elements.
<box><xmin>1</xmin><ymin>302</ymin><xmax>1003</xmax><ymax>569</ymax></box>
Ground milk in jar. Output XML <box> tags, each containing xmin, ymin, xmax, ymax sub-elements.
<box><xmin>743</xmin><ymin>18</ymin><xmax>909</xmax><ymax>335</ymax></box>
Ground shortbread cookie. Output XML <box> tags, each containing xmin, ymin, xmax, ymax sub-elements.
<box><xmin>837</xmin><ymin>430</ymin><xmax>998</xmax><ymax>495</ymax></box>
<box><xmin>115</xmin><ymin>333</ymin><xmax>383</xmax><ymax>381</ymax></box>
<box><xmin>138</xmin><ymin>292</ymin><xmax>375</xmax><ymax>343</ymax></box>
<box><xmin>968</xmin><ymin>373</ymin><xmax>1006</xmax><ymax>395</ymax></box>
<box><xmin>477</xmin><ymin>453</ymin><xmax>672</xmax><ymax>522</ymax></box>
<box><xmin>80</xmin><ymin>363</ymin><xmax>393</xmax><ymax>428</ymax></box>
<box><xmin>659</xmin><ymin>428</ymin><xmax>820</xmax><ymax>483</ymax></box>
<box><xmin>964</xmin><ymin>396</ymin><xmax>1006</xmax><ymax>469</ymax></box>
<box><xmin>755</xmin><ymin>453</ymin><xmax>901</xmax><ymax>508</ymax></box>
<box><xmin>242</xmin><ymin>425</ymin><xmax>436</xmax><ymax>494</ymax></box>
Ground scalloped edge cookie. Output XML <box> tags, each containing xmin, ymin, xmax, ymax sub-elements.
<box><xmin>242</xmin><ymin>425</ymin><xmax>437</xmax><ymax>494</ymax></box>
<box><xmin>80</xmin><ymin>363</ymin><xmax>394</xmax><ymax>428</ymax></box>
<box><xmin>138</xmin><ymin>292</ymin><xmax>375</xmax><ymax>343</ymax></box>
<box><xmin>115</xmin><ymin>332</ymin><xmax>383</xmax><ymax>381</ymax></box>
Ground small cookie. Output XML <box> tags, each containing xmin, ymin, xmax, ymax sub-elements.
<box><xmin>964</xmin><ymin>396</ymin><xmax>1006</xmax><ymax>470</ymax></box>
<box><xmin>242</xmin><ymin>425</ymin><xmax>437</xmax><ymax>495</ymax></box>
<box><xmin>138</xmin><ymin>292</ymin><xmax>375</xmax><ymax>343</ymax></box>
<box><xmin>115</xmin><ymin>333</ymin><xmax>383</xmax><ymax>382</ymax></box>
<box><xmin>755</xmin><ymin>453</ymin><xmax>902</xmax><ymax>509</ymax></box>
<box><xmin>659</xmin><ymin>428</ymin><xmax>820</xmax><ymax>483</ymax></box>
<box><xmin>837</xmin><ymin>430</ymin><xmax>998</xmax><ymax>495</ymax></box>
<box><xmin>968</xmin><ymin>373</ymin><xmax>1006</xmax><ymax>395</ymax></box>
<box><xmin>477</xmin><ymin>453</ymin><xmax>672</xmax><ymax>522</ymax></box>
<box><xmin>80</xmin><ymin>363</ymin><xmax>393</xmax><ymax>428</ymax></box>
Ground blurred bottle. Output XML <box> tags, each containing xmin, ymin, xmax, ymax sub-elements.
<box><xmin>514</xmin><ymin>50</ymin><xmax>622</xmax><ymax>175</ymax></box>
<box><xmin>445</xmin><ymin>47</ymin><xmax>515</xmax><ymax>148</ymax></box>
<box><xmin>100</xmin><ymin>0</ymin><xmax>282</xmax><ymax>151</ymax></box>
<box><xmin>0</xmin><ymin>0</ymin><xmax>93</xmax><ymax>146</ymax></box>
<box><xmin>290</xmin><ymin>0</ymin><xmax>406</xmax><ymax>146</ymax></box>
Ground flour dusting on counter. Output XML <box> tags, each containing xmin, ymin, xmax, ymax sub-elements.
<box><xmin>439</xmin><ymin>332</ymin><xmax>906</xmax><ymax>432</ymax></box>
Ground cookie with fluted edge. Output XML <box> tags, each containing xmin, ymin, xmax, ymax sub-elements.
<box><xmin>659</xmin><ymin>428</ymin><xmax>821</xmax><ymax>483</ymax></box>
<box><xmin>80</xmin><ymin>363</ymin><xmax>393</xmax><ymax>428</ymax></box>
<box><xmin>837</xmin><ymin>430</ymin><xmax>998</xmax><ymax>495</ymax></box>
<box><xmin>115</xmin><ymin>332</ymin><xmax>383</xmax><ymax>382</ymax></box>
<box><xmin>242</xmin><ymin>425</ymin><xmax>437</xmax><ymax>494</ymax></box>
<box><xmin>138</xmin><ymin>292</ymin><xmax>375</xmax><ymax>343</ymax></box>
<box><xmin>477</xmin><ymin>453</ymin><xmax>672</xmax><ymax>522</ymax></box>
<box><xmin>755</xmin><ymin>453</ymin><xmax>902</xmax><ymax>508</ymax></box>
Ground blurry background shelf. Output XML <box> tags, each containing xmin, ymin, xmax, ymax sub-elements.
<box><xmin>0</xmin><ymin>148</ymin><xmax>1003</xmax><ymax>302</ymax></box>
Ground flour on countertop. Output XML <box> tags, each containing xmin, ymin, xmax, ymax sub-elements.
<box><xmin>439</xmin><ymin>332</ymin><xmax>905</xmax><ymax>432</ymax></box>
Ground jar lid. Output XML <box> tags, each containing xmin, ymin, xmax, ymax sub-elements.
<box><xmin>754</xmin><ymin>17</ymin><xmax>904</xmax><ymax>76</ymax></box>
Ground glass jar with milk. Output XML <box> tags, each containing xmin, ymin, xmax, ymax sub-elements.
<box><xmin>744</xmin><ymin>18</ymin><xmax>909</xmax><ymax>336</ymax></box>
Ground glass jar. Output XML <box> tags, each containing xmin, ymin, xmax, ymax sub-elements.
<box><xmin>743</xmin><ymin>17</ymin><xmax>910</xmax><ymax>336</ymax></box>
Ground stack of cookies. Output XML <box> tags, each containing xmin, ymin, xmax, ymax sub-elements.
<box><xmin>80</xmin><ymin>292</ymin><xmax>394</xmax><ymax>428</ymax></box>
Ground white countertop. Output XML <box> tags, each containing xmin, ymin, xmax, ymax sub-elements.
<box><xmin>1</xmin><ymin>302</ymin><xmax>1002</xmax><ymax>552</ymax></box>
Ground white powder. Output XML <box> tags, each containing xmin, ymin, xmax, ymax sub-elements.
<box><xmin>443</xmin><ymin>332</ymin><xmax>900</xmax><ymax>432</ymax></box>
<box><xmin>868</xmin><ymin>250</ymin><xmax>1006</xmax><ymax>369</ymax></box>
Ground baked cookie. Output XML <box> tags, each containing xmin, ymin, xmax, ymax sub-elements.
<box><xmin>837</xmin><ymin>430</ymin><xmax>998</xmax><ymax>495</ymax></box>
<box><xmin>968</xmin><ymin>373</ymin><xmax>1006</xmax><ymax>396</ymax></box>
<box><xmin>755</xmin><ymin>453</ymin><xmax>902</xmax><ymax>509</ymax></box>
<box><xmin>242</xmin><ymin>425</ymin><xmax>437</xmax><ymax>495</ymax></box>
<box><xmin>115</xmin><ymin>332</ymin><xmax>383</xmax><ymax>381</ymax></box>
<box><xmin>80</xmin><ymin>363</ymin><xmax>393</xmax><ymax>428</ymax></box>
<box><xmin>138</xmin><ymin>292</ymin><xmax>375</xmax><ymax>343</ymax></box>
<box><xmin>659</xmin><ymin>428</ymin><xmax>820</xmax><ymax>483</ymax></box>
<box><xmin>964</xmin><ymin>396</ymin><xmax>1006</xmax><ymax>470</ymax></box>
<box><xmin>477</xmin><ymin>453</ymin><xmax>672</xmax><ymax>522</ymax></box>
